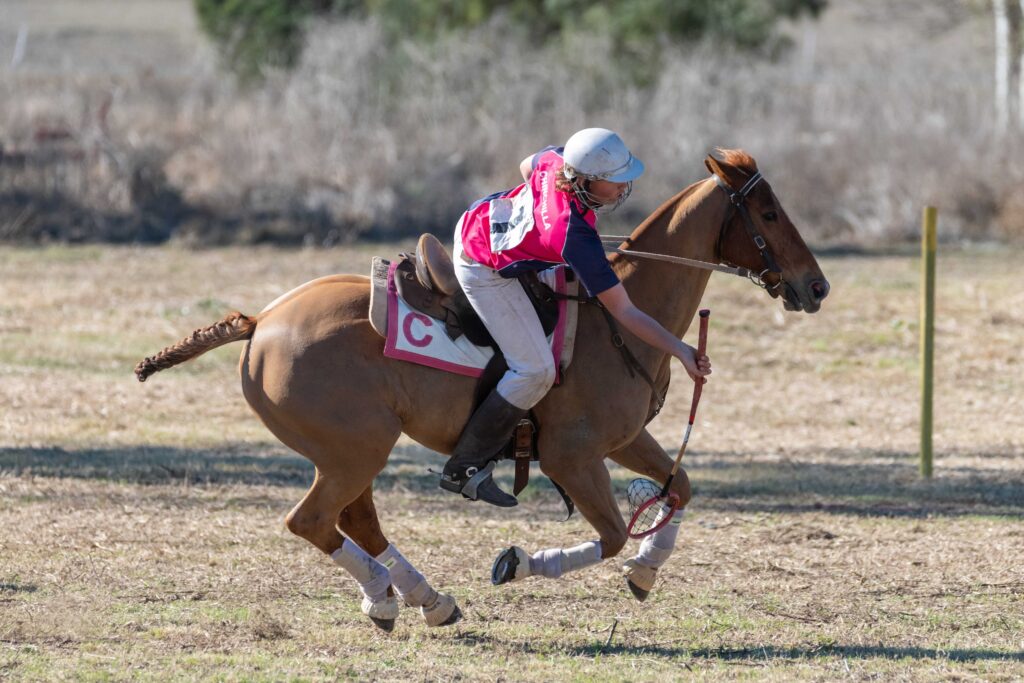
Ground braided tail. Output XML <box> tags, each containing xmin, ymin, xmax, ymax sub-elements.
<box><xmin>134</xmin><ymin>312</ymin><xmax>257</xmax><ymax>382</ymax></box>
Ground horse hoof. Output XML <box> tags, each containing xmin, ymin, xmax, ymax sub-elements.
<box><xmin>440</xmin><ymin>604</ymin><xmax>463</xmax><ymax>626</ymax></box>
<box><xmin>622</xmin><ymin>559</ymin><xmax>656</xmax><ymax>602</ymax></box>
<box><xmin>626</xmin><ymin>579</ymin><xmax>649</xmax><ymax>602</ymax></box>
<box><xmin>491</xmin><ymin>546</ymin><xmax>530</xmax><ymax>585</ymax></box>
<box><xmin>369</xmin><ymin>617</ymin><xmax>396</xmax><ymax>632</ymax></box>
<box><xmin>362</xmin><ymin>595</ymin><xmax>399</xmax><ymax>631</ymax></box>
<box><xmin>422</xmin><ymin>592</ymin><xmax>461</xmax><ymax>627</ymax></box>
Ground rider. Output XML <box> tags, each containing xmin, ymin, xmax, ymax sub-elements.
<box><xmin>440</xmin><ymin>128</ymin><xmax>711</xmax><ymax>506</ymax></box>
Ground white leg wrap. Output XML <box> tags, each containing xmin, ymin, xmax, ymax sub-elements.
<box><xmin>360</xmin><ymin>594</ymin><xmax>400</xmax><ymax>621</ymax></box>
<box><xmin>376</xmin><ymin>544</ymin><xmax>437</xmax><ymax>608</ymax></box>
<box><xmin>420</xmin><ymin>591</ymin><xmax>458</xmax><ymax>627</ymax></box>
<box><xmin>376</xmin><ymin>544</ymin><xmax>458</xmax><ymax>626</ymax></box>
<box><xmin>528</xmin><ymin>541</ymin><xmax>602</xmax><ymax>579</ymax></box>
<box><xmin>636</xmin><ymin>509</ymin><xmax>685</xmax><ymax>569</ymax></box>
<box><xmin>331</xmin><ymin>539</ymin><xmax>391</xmax><ymax>604</ymax></box>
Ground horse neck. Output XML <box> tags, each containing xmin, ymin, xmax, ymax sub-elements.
<box><xmin>612</xmin><ymin>177</ymin><xmax>723</xmax><ymax>340</ymax></box>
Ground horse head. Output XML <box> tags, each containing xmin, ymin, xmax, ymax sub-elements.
<box><xmin>705</xmin><ymin>149</ymin><xmax>829</xmax><ymax>313</ymax></box>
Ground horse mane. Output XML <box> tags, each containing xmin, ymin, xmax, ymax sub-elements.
<box><xmin>634</xmin><ymin>148</ymin><xmax>758</xmax><ymax>230</ymax></box>
<box><xmin>714</xmin><ymin>148</ymin><xmax>758</xmax><ymax>175</ymax></box>
<box><xmin>623</xmin><ymin>178</ymin><xmax>706</xmax><ymax>237</ymax></box>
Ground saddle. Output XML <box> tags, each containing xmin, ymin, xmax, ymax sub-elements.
<box><xmin>368</xmin><ymin>234</ymin><xmax>577</xmax><ymax>519</ymax></box>
<box><xmin>381</xmin><ymin>234</ymin><xmax>560</xmax><ymax>346</ymax></box>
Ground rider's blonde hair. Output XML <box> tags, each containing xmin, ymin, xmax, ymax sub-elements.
<box><xmin>554</xmin><ymin>165</ymin><xmax>577</xmax><ymax>193</ymax></box>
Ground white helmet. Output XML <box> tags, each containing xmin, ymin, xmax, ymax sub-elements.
<box><xmin>562</xmin><ymin>128</ymin><xmax>644</xmax><ymax>213</ymax></box>
<box><xmin>563</xmin><ymin>128</ymin><xmax>645</xmax><ymax>183</ymax></box>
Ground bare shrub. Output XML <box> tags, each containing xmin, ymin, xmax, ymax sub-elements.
<box><xmin>996</xmin><ymin>188</ymin><xmax>1024</xmax><ymax>242</ymax></box>
<box><xmin>1</xmin><ymin>2</ymin><xmax>1021</xmax><ymax>245</ymax></box>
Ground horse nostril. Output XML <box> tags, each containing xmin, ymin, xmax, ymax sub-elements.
<box><xmin>810</xmin><ymin>279</ymin><xmax>830</xmax><ymax>302</ymax></box>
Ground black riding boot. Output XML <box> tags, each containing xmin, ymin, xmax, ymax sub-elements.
<box><xmin>439</xmin><ymin>390</ymin><xmax>525</xmax><ymax>507</ymax></box>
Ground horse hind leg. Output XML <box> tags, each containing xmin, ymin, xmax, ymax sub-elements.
<box><xmin>285</xmin><ymin>469</ymin><xmax>399</xmax><ymax>631</ymax></box>
<box><xmin>338</xmin><ymin>488</ymin><xmax>461</xmax><ymax>627</ymax></box>
<box><xmin>260</xmin><ymin>393</ymin><xmax>458</xmax><ymax>627</ymax></box>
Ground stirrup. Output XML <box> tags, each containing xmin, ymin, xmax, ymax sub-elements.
<box><xmin>439</xmin><ymin>462</ymin><xmax>518</xmax><ymax>507</ymax></box>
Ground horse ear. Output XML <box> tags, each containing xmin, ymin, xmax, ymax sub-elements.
<box><xmin>704</xmin><ymin>155</ymin><xmax>721</xmax><ymax>176</ymax></box>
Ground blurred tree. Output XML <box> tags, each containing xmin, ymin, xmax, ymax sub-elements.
<box><xmin>195</xmin><ymin>0</ymin><xmax>826</xmax><ymax>82</ymax></box>
<box><xmin>991</xmin><ymin>0</ymin><xmax>1024</xmax><ymax>133</ymax></box>
<box><xmin>195</xmin><ymin>0</ymin><xmax>311</xmax><ymax>80</ymax></box>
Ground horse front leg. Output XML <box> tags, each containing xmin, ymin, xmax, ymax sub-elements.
<box><xmin>491</xmin><ymin>453</ymin><xmax>626</xmax><ymax>584</ymax></box>
<box><xmin>607</xmin><ymin>428</ymin><xmax>691</xmax><ymax>602</ymax></box>
<box><xmin>607</xmin><ymin>427</ymin><xmax>692</xmax><ymax>504</ymax></box>
<box><xmin>338</xmin><ymin>488</ymin><xmax>461</xmax><ymax>627</ymax></box>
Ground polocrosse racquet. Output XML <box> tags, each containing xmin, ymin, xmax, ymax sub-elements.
<box><xmin>627</xmin><ymin>308</ymin><xmax>710</xmax><ymax>539</ymax></box>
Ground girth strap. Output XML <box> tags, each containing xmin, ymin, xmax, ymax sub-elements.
<box><xmin>501</xmin><ymin>415</ymin><xmax>575</xmax><ymax>520</ymax></box>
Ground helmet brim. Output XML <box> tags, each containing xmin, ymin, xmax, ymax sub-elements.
<box><xmin>604</xmin><ymin>157</ymin><xmax>645</xmax><ymax>183</ymax></box>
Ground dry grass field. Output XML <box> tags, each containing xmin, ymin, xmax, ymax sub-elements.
<box><xmin>1</xmin><ymin>243</ymin><xmax>1022</xmax><ymax>680</ymax></box>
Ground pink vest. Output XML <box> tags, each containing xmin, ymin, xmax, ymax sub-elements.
<box><xmin>459</xmin><ymin>147</ymin><xmax>619</xmax><ymax>296</ymax></box>
<box><xmin>460</xmin><ymin>148</ymin><xmax>594</xmax><ymax>267</ymax></box>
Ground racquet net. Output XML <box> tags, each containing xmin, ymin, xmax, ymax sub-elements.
<box><xmin>626</xmin><ymin>478</ymin><xmax>679</xmax><ymax>538</ymax></box>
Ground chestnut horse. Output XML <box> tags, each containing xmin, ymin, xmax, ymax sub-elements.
<box><xmin>136</xmin><ymin>150</ymin><xmax>829</xmax><ymax>630</ymax></box>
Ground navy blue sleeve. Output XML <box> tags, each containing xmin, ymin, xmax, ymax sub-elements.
<box><xmin>531</xmin><ymin>145</ymin><xmax>561</xmax><ymax>171</ymax></box>
<box><xmin>562</xmin><ymin>215</ymin><xmax>620</xmax><ymax>297</ymax></box>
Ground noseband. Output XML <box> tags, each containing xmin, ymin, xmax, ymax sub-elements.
<box><xmin>713</xmin><ymin>172</ymin><xmax>784</xmax><ymax>293</ymax></box>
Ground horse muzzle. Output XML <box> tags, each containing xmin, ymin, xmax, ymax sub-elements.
<box><xmin>783</xmin><ymin>276</ymin><xmax>830</xmax><ymax>313</ymax></box>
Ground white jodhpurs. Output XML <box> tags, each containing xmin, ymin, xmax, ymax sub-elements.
<box><xmin>453</xmin><ymin>229</ymin><xmax>556</xmax><ymax>410</ymax></box>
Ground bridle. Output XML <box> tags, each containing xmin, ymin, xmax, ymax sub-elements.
<box><xmin>713</xmin><ymin>172</ymin><xmax>786</xmax><ymax>294</ymax></box>
<box><xmin>601</xmin><ymin>172</ymin><xmax>790</xmax><ymax>296</ymax></box>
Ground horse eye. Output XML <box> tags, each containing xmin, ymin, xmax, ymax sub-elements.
<box><xmin>762</xmin><ymin>211</ymin><xmax>778</xmax><ymax>222</ymax></box>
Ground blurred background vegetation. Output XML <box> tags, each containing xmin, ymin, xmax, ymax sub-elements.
<box><xmin>0</xmin><ymin>0</ymin><xmax>1020</xmax><ymax>246</ymax></box>
<box><xmin>194</xmin><ymin>0</ymin><xmax>826</xmax><ymax>82</ymax></box>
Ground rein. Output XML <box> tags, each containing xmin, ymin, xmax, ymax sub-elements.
<box><xmin>600</xmin><ymin>172</ymin><xmax>788</xmax><ymax>293</ymax></box>
<box><xmin>601</xmin><ymin>239</ymin><xmax>751</xmax><ymax>278</ymax></box>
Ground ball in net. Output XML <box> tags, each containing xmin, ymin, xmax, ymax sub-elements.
<box><xmin>626</xmin><ymin>478</ymin><xmax>679</xmax><ymax>538</ymax></box>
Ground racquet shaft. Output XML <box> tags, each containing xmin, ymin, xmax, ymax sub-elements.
<box><xmin>661</xmin><ymin>309</ymin><xmax>710</xmax><ymax>496</ymax></box>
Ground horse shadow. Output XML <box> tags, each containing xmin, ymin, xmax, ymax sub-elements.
<box><xmin>448</xmin><ymin>631</ymin><xmax>1024</xmax><ymax>663</ymax></box>
<box><xmin>1</xmin><ymin>443</ymin><xmax>1020</xmax><ymax>518</ymax></box>
<box><xmin>663</xmin><ymin>447</ymin><xmax>1024</xmax><ymax>518</ymax></box>
<box><xmin>0</xmin><ymin>444</ymin><xmax>315</xmax><ymax>487</ymax></box>
<box><xmin>585</xmin><ymin>642</ymin><xmax>1024</xmax><ymax>663</ymax></box>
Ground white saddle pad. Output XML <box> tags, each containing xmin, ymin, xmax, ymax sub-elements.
<box><xmin>381</xmin><ymin>261</ymin><xmax>579</xmax><ymax>381</ymax></box>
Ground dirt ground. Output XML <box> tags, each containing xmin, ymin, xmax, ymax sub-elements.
<box><xmin>1</xmin><ymin>244</ymin><xmax>1022</xmax><ymax>681</ymax></box>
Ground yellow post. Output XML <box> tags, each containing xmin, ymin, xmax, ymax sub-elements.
<box><xmin>920</xmin><ymin>207</ymin><xmax>937</xmax><ymax>478</ymax></box>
